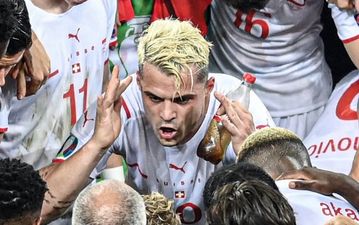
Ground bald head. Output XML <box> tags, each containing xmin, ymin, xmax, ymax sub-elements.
<box><xmin>237</xmin><ymin>127</ymin><xmax>311</xmax><ymax>178</ymax></box>
<box><xmin>72</xmin><ymin>180</ymin><xmax>146</xmax><ymax>225</ymax></box>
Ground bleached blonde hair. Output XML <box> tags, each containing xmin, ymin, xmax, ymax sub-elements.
<box><xmin>142</xmin><ymin>192</ymin><xmax>181</xmax><ymax>225</ymax></box>
<box><xmin>236</xmin><ymin>127</ymin><xmax>311</xmax><ymax>176</ymax></box>
<box><xmin>137</xmin><ymin>19</ymin><xmax>212</xmax><ymax>91</ymax></box>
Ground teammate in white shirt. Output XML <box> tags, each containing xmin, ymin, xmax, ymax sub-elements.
<box><xmin>0</xmin><ymin>0</ymin><xmax>117</xmax><ymax>170</ymax></box>
<box><xmin>207</xmin><ymin>0</ymin><xmax>359</xmax><ymax>139</ymax></box>
<box><xmin>237</xmin><ymin>127</ymin><xmax>359</xmax><ymax>224</ymax></box>
<box><xmin>0</xmin><ymin>0</ymin><xmax>50</xmax><ymax>143</ymax></box>
<box><xmin>41</xmin><ymin>19</ymin><xmax>274</xmax><ymax>225</ymax></box>
<box><xmin>303</xmin><ymin>71</ymin><xmax>358</xmax><ymax>174</ymax></box>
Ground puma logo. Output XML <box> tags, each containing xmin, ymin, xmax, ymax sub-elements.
<box><xmin>169</xmin><ymin>161</ymin><xmax>187</xmax><ymax>173</ymax></box>
<box><xmin>68</xmin><ymin>28</ymin><xmax>80</xmax><ymax>42</ymax></box>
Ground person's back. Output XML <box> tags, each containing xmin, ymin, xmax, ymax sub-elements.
<box><xmin>72</xmin><ymin>180</ymin><xmax>146</xmax><ymax>225</ymax></box>
<box><xmin>237</xmin><ymin>127</ymin><xmax>359</xmax><ymax>224</ymax></box>
<box><xmin>276</xmin><ymin>179</ymin><xmax>359</xmax><ymax>225</ymax></box>
<box><xmin>303</xmin><ymin>71</ymin><xmax>359</xmax><ymax>174</ymax></box>
<box><xmin>0</xmin><ymin>158</ymin><xmax>47</xmax><ymax>225</ymax></box>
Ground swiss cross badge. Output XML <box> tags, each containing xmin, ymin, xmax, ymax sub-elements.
<box><xmin>175</xmin><ymin>191</ymin><xmax>186</xmax><ymax>199</ymax></box>
<box><xmin>72</xmin><ymin>63</ymin><xmax>81</xmax><ymax>74</ymax></box>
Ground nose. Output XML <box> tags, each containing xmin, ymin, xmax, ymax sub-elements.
<box><xmin>160</xmin><ymin>100</ymin><xmax>176</xmax><ymax>122</ymax></box>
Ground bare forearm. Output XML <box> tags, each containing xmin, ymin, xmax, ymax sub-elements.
<box><xmin>349</xmin><ymin>150</ymin><xmax>359</xmax><ymax>182</ymax></box>
<box><xmin>344</xmin><ymin>41</ymin><xmax>359</xmax><ymax>69</ymax></box>
<box><xmin>335</xmin><ymin>175</ymin><xmax>359</xmax><ymax>210</ymax></box>
<box><xmin>39</xmin><ymin>139</ymin><xmax>105</xmax><ymax>224</ymax></box>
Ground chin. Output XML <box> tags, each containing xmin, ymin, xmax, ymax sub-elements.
<box><xmin>159</xmin><ymin>139</ymin><xmax>178</xmax><ymax>147</ymax></box>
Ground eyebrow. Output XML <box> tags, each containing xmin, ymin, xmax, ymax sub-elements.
<box><xmin>144</xmin><ymin>91</ymin><xmax>196</xmax><ymax>101</ymax></box>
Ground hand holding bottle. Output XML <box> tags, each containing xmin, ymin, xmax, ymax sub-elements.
<box><xmin>197</xmin><ymin>73</ymin><xmax>256</xmax><ymax>164</ymax></box>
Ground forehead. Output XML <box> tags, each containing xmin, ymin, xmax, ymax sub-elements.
<box><xmin>0</xmin><ymin>50</ymin><xmax>24</xmax><ymax>67</ymax></box>
<box><xmin>141</xmin><ymin>63</ymin><xmax>203</xmax><ymax>96</ymax></box>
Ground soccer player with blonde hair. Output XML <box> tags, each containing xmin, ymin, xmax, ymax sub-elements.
<box><xmin>48</xmin><ymin>18</ymin><xmax>274</xmax><ymax>225</ymax></box>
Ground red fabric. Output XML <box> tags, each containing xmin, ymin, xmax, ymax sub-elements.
<box><xmin>118</xmin><ymin>0</ymin><xmax>135</xmax><ymax>22</ymax></box>
<box><xmin>118</xmin><ymin>0</ymin><xmax>211</xmax><ymax>36</ymax></box>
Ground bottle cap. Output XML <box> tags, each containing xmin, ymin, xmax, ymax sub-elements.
<box><xmin>243</xmin><ymin>73</ymin><xmax>256</xmax><ymax>84</ymax></box>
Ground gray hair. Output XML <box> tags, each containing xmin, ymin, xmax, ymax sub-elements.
<box><xmin>72</xmin><ymin>180</ymin><xmax>146</xmax><ymax>225</ymax></box>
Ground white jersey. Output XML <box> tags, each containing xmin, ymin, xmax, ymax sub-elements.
<box><xmin>0</xmin><ymin>0</ymin><xmax>116</xmax><ymax>169</ymax></box>
<box><xmin>304</xmin><ymin>71</ymin><xmax>359</xmax><ymax>174</ymax></box>
<box><xmin>56</xmin><ymin>73</ymin><xmax>275</xmax><ymax>225</ymax></box>
<box><xmin>0</xmin><ymin>86</ymin><xmax>13</xmax><ymax>133</ymax></box>
<box><xmin>208</xmin><ymin>0</ymin><xmax>359</xmax><ymax>117</ymax></box>
<box><xmin>277</xmin><ymin>180</ymin><xmax>359</xmax><ymax>224</ymax></box>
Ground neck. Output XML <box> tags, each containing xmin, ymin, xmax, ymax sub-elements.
<box><xmin>31</xmin><ymin>0</ymin><xmax>72</xmax><ymax>14</ymax></box>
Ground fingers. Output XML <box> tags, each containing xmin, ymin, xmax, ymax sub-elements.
<box><xmin>287</xmin><ymin>180</ymin><xmax>316</xmax><ymax>190</ymax></box>
<box><xmin>103</xmin><ymin>66</ymin><xmax>132</xmax><ymax>109</ymax></box>
<box><xmin>215</xmin><ymin>91</ymin><xmax>254</xmax><ymax>132</ymax></box>
<box><xmin>9</xmin><ymin>62</ymin><xmax>22</xmax><ymax>79</ymax></box>
<box><xmin>16</xmin><ymin>68</ymin><xmax>26</xmax><ymax>100</ymax></box>
<box><xmin>332</xmin><ymin>0</ymin><xmax>354</xmax><ymax>9</ymax></box>
<box><xmin>23</xmin><ymin>49</ymin><xmax>34</xmax><ymax>76</ymax></box>
<box><xmin>25</xmin><ymin>74</ymin><xmax>43</xmax><ymax>96</ymax></box>
<box><xmin>355</xmin><ymin>0</ymin><xmax>359</xmax><ymax>11</ymax></box>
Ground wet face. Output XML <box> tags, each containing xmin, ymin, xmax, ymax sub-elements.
<box><xmin>137</xmin><ymin>63</ymin><xmax>214</xmax><ymax>146</ymax></box>
<box><xmin>0</xmin><ymin>50</ymin><xmax>24</xmax><ymax>86</ymax></box>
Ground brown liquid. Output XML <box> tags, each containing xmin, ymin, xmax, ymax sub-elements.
<box><xmin>197</xmin><ymin>116</ymin><xmax>232</xmax><ymax>164</ymax></box>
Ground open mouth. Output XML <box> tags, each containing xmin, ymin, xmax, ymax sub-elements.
<box><xmin>159</xmin><ymin>127</ymin><xmax>177</xmax><ymax>139</ymax></box>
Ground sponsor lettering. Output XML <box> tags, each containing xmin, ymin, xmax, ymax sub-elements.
<box><xmin>308</xmin><ymin>136</ymin><xmax>359</xmax><ymax>158</ymax></box>
<box><xmin>320</xmin><ymin>202</ymin><xmax>359</xmax><ymax>221</ymax></box>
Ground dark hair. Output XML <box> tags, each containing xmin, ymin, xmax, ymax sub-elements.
<box><xmin>207</xmin><ymin>180</ymin><xmax>296</xmax><ymax>225</ymax></box>
<box><xmin>237</xmin><ymin>127</ymin><xmax>311</xmax><ymax>176</ymax></box>
<box><xmin>224</xmin><ymin>0</ymin><xmax>269</xmax><ymax>12</ymax></box>
<box><xmin>203</xmin><ymin>162</ymin><xmax>277</xmax><ymax>209</ymax></box>
<box><xmin>0</xmin><ymin>158</ymin><xmax>47</xmax><ymax>224</ymax></box>
<box><xmin>1</xmin><ymin>0</ymin><xmax>32</xmax><ymax>56</ymax></box>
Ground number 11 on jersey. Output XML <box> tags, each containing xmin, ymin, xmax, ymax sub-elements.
<box><xmin>63</xmin><ymin>78</ymin><xmax>88</xmax><ymax>125</ymax></box>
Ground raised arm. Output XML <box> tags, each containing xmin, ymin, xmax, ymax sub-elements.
<box><xmin>38</xmin><ymin>66</ymin><xmax>132</xmax><ymax>224</ymax></box>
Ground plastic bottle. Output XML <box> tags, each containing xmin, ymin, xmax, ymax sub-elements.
<box><xmin>197</xmin><ymin>73</ymin><xmax>256</xmax><ymax>164</ymax></box>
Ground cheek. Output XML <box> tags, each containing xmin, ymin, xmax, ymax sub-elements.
<box><xmin>180</xmin><ymin>106</ymin><xmax>202</xmax><ymax>126</ymax></box>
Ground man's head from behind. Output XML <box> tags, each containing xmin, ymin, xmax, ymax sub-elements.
<box><xmin>237</xmin><ymin>127</ymin><xmax>312</xmax><ymax>179</ymax></box>
<box><xmin>136</xmin><ymin>19</ymin><xmax>215</xmax><ymax>147</ymax></box>
<box><xmin>72</xmin><ymin>180</ymin><xmax>146</xmax><ymax>225</ymax></box>
<box><xmin>203</xmin><ymin>162</ymin><xmax>278</xmax><ymax>209</ymax></box>
<box><xmin>204</xmin><ymin>162</ymin><xmax>296</xmax><ymax>225</ymax></box>
<box><xmin>0</xmin><ymin>158</ymin><xmax>47</xmax><ymax>225</ymax></box>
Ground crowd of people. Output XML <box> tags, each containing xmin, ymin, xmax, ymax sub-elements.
<box><xmin>0</xmin><ymin>0</ymin><xmax>358</xmax><ymax>224</ymax></box>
